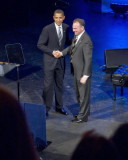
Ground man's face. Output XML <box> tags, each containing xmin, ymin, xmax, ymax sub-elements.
<box><xmin>53</xmin><ymin>13</ymin><xmax>65</xmax><ymax>26</ymax></box>
<box><xmin>72</xmin><ymin>22</ymin><xmax>84</xmax><ymax>36</ymax></box>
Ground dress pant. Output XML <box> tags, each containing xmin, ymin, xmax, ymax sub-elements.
<box><xmin>42</xmin><ymin>59</ymin><xmax>64</xmax><ymax>110</ymax></box>
<box><xmin>74</xmin><ymin>76</ymin><xmax>91</xmax><ymax>121</ymax></box>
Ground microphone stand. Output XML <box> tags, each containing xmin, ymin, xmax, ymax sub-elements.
<box><xmin>15</xmin><ymin>64</ymin><xmax>20</xmax><ymax>101</ymax></box>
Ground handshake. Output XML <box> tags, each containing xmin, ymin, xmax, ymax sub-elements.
<box><xmin>52</xmin><ymin>50</ymin><xmax>63</xmax><ymax>58</ymax></box>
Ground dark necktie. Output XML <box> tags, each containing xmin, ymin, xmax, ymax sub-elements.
<box><xmin>71</xmin><ymin>36</ymin><xmax>77</xmax><ymax>53</ymax></box>
<box><xmin>58</xmin><ymin>26</ymin><xmax>62</xmax><ymax>46</ymax></box>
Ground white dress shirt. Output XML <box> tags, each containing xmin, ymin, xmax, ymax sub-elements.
<box><xmin>75</xmin><ymin>30</ymin><xmax>85</xmax><ymax>44</ymax></box>
<box><xmin>55</xmin><ymin>23</ymin><xmax>63</xmax><ymax>38</ymax></box>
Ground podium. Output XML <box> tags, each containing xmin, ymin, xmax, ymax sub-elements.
<box><xmin>21</xmin><ymin>102</ymin><xmax>47</xmax><ymax>149</ymax></box>
<box><xmin>5</xmin><ymin>43</ymin><xmax>25</xmax><ymax>100</ymax></box>
<box><xmin>5</xmin><ymin>43</ymin><xmax>47</xmax><ymax>149</ymax></box>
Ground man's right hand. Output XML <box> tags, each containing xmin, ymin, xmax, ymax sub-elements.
<box><xmin>52</xmin><ymin>50</ymin><xmax>63</xmax><ymax>58</ymax></box>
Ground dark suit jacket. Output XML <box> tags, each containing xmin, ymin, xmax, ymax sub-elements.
<box><xmin>37</xmin><ymin>23</ymin><xmax>69</xmax><ymax>70</ymax></box>
<box><xmin>62</xmin><ymin>31</ymin><xmax>93</xmax><ymax>80</ymax></box>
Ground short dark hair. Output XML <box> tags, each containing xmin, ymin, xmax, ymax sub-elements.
<box><xmin>111</xmin><ymin>123</ymin><xmax>128</xmax><ymax>160</ymax></box>
<box><xmin>53</xmin><ymin>9</ymin><xmax>65</xmax><ymax>16</ymax></box>
<box><xmin>71</xmin><ymin>130</ymin><xmax>119</xmax><ymax>160</ymax></box>
<box><xmin>73</xmin><ymin>18</ymin><xmax>85</xmax><ymax>27</ymax></box>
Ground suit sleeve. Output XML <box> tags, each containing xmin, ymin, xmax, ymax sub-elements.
<box><xmin>62</xmin><ymin>46</ymin><xmax>71</xmax><ymax>56</ymax></box>
<box><xmin>62</xmin><ymin>36</ymin><xmax>73</xmax><ymax>56</ymax></box>
<box><xmin>82</xmin><ymin>40</ymin><xmax>93</xmax><ymax>76</ymax></box>
<box><xmin>37</xmin><ymin>27</ymin><xmax>53</xmax><ymax>56</ymax></box>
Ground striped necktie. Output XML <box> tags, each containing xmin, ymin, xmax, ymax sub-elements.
<box><xmin>71</xmin><ymin>36</ymin><xmax>78</xmax><ymax>53</ymax></box>
<box><xmin>58</xmin><ymin>26</ymin><xmax>62</xmax><ymax>46</ymax></box>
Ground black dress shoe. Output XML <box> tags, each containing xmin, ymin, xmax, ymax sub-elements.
<box><xmin>46</xmin><ymin>106</ymin><xmax>50</xmax><ymax>118</ymax></box>
<box><xmin>71</xmin><ymin>118</ymin><xmax>84</xmax><ymax>123</ymax></box>
<box><xmin>74</xmin><ymin>114</ymin><xmax>78</xmax><ymax>118</ymax></box>
<box><xmin>55</xmin><ymin>108</ymin><xmax>68</xmax><ymax>115</ymax></box>
<box><xmin>71</xmin><ymin>118</ymin><xmax>78</xmax><ymax>122</ymax></box>
<box><xmin>71</xmin><ymin>117</ymin><xmax>88</xmax><ymax>123</ymax></box>
<box><xmin>46</xmin><ymin>111</ymin><xmax>49</xmax><ymax>118</ymax></box>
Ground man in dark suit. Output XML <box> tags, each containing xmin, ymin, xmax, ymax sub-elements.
<box><xmin>37</xmin><ymin>9</ymin><xmax>69</xmax><ymax>117</ymax></box>
<box><xmin>53</xmin><ymin>18</ymin><xmax>93</xmax><ymax>123</ymax></box>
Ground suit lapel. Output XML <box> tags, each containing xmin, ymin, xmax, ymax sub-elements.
<box><xmin>71</xmin><ymin>33</ymin><xmax>85</xmax><ymax>56</ymax></box>
<box><xmin>61</xmin><ymin>24</ymin><xmax>66</xmax><ymax>45</ymax></box>
<box><xmin>52</xmin><ymin>23</ymin><xmax>60</xmax><ymax>44</ymax></box>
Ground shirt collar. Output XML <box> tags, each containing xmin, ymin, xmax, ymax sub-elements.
<box><xmin>76</xmin><ymin>30</ymin><xmax>85</xmax><ymax>40</ymax></box>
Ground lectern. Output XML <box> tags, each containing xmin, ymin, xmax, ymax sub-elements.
<box><xmin>5</xmin><ymin>43</ymin><xmax>25</xmax><ymax>101</ymax></box>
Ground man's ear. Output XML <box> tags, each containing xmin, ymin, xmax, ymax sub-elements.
<box><xmin>63</xmin><ymin>16</ymin><xmax>65</xmax><ymax>20</ymax></box>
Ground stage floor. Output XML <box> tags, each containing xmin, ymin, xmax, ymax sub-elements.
<box><xmin>0</xmin><ymin>0</ymin><xmax>128</xmax><ymax>160</ymax></box>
